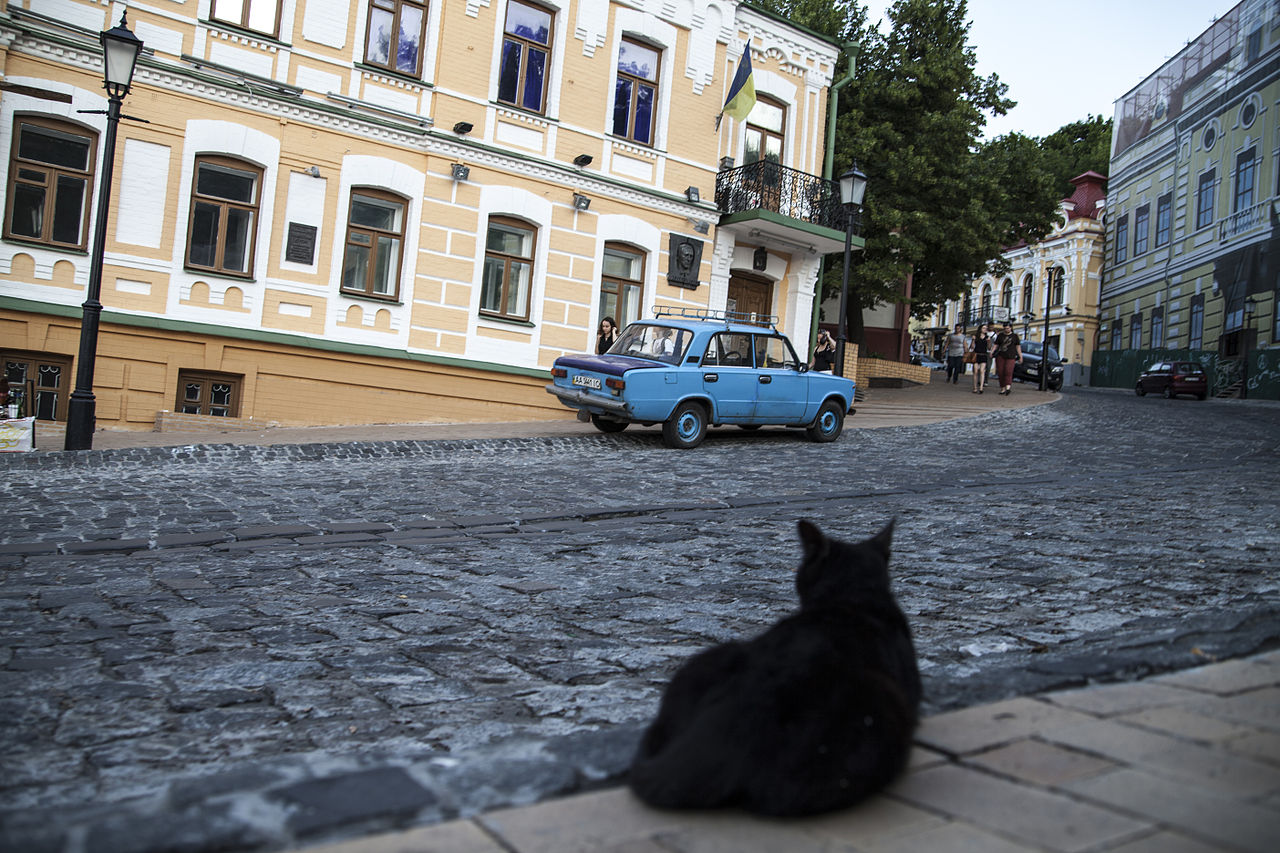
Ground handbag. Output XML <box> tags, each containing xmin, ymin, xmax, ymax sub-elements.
<box><xmin>963</xmin><ymin>351</ymin><xmax>976</xmax><ymax>364</ymax></box>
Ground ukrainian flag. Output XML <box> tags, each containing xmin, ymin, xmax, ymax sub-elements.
<box><xmin>718</xmin><ymin>44</ymin><xmax>756</xmax><ymax>128</ymax></box>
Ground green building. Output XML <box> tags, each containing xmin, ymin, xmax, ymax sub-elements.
<box><xmin>1097</xmin><ymin>0</ymin><xmax>1279</xmax><ymax>399</ymax></box>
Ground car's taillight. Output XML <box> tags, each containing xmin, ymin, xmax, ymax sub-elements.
<box><xmin>606</xmin><ymin>377</ymin><xmax>625</xmax><ymax>392</ymax></box>
<box><xmin>551</xmin><ymin>367</ymin><xmax>567</xmax><ymax>378</ymax></box>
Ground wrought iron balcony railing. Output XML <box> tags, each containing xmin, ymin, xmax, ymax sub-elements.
<box><xmin>715</xmin><ymin>161</ymin><xmax>861</xmax><ymax>235</ymax></box>
<box><xmin>1218</xmin><ymin>200</ymin><xmax>1269</xmax><ymax>241</ymax></box>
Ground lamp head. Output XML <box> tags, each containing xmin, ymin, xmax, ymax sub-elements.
<box><xmin>100</xmin><ymin>12</ymin><xmax>144</xmax><ymax>99</ymax></box>
<box><xmin>838</xmin><ymin>162</ymin><xmax>868</xmax><ymax>207</ymax></box>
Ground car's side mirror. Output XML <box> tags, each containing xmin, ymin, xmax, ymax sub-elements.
<box><xmin>797</xmin><ymin>363</ymin><xmax>809</xmax><ymax>373</ymax></box>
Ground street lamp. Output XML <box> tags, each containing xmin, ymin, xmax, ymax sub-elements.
<box><xmin>835</xmin><ymin>163</ymin><xmax>868</xmax><ymax>377</ymax></box>
<box><xmin>1020</xmin><ymin>311</ymin><xmax>1035</xmax><ymax>340</ymax></box>
<box><xmin>65</xmin><ymin>13</ymin><xmax>144</xmax><ymax>451</ymax></box>
<box><xmin>1242</xmin><ymin>296</ymin><xmax>1256</xmax><ymax>400</ymax></box>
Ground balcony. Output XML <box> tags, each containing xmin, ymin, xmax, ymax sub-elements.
<box><xmin>1219</xmin><ymin>200</ymin><xmax>1271</xmax><ymax>242</ymax></box>
<box><xmin>715</xmin><ymin>161</ymin><xmax>858</xmax><ymax>255</ymax></box>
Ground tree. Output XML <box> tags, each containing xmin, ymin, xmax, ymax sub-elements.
<box><xmin>1040</xmin><ymin>115</ymin><xmax>1112</xmax><ymax>196</ymax></box>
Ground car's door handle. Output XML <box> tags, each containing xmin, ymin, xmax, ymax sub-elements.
<box><xmin>759</xmin><ymin>376</ymin><xmax>772</xmax><ymax>384</ymax></box>
<box><xmin>703</xmin><ymin>373</ymin><xmax>718</xmax><ymax>382</ymax></box>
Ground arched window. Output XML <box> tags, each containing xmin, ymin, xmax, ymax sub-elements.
<box><xmin>341</xmin><ymin>188</ymin><xmax>407</xmax><ymax>300</ymax></box>
<box><xmin>481</xmin><ymin>216</ymin><xmax>537</xmax><ymax>320</ymax></box>
<box><xmin>186</xmin><ymin>155</ymin><xmax>262</xmax><ymax>277</ymax></box>
<box><xmin>1021</xmin><ymin>274</ymin><xmax>1033</xmax><ymax>313</ymax></box>
<box><xmin>1050</xmin><ymin>267</ymin><xmax>1065</xmax><ymax>306</ymax></box>
<box><xmin>980</xmin><ymin>284</ymin><xmax>992</xmax><ymax>317</ymax></box>
<box><xmin>600</xmin><ymin>242</ymin><xmax>645</xmax><ymax>328</ymax></box>
<box><xmin>1000</xmin><ymin>278</ymin><xmax>1013</xmax><ymax>311</ymax></box>
<box><xmin>4</xmin><ymin>116</ymin><xmax>98</xmax><ymax>250</ymax></box>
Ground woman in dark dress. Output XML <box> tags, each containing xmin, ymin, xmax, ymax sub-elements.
<box><xmin>968</xmin><ymin>323</ymin><xmax>991</xmax><ymax>393</ymax></box>
<box><xmin>809</xmin><ymin>329</ymin><xmax>836</xmax><ymax>372</ymax></box>
<box><xmin>596</xmin><ymin>317</ymin><xmax>619</xmax><ymax>354</ymax></box>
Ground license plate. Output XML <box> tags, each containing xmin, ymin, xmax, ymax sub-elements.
<box><xmin>1026</xmin><ymin>367</ymin><xmax>1038</xmax><ymax>375</ymax></box>
<box><xmin>571</xmin><ymin>375</ymin><xmax>602</xmax><ymax>390</ymax></box>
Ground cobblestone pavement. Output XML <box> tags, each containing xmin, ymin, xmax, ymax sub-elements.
<box><xmin>2</xmin><ymin>389</ymin><xmax>1278</xmax><ymax>852</ymax></box>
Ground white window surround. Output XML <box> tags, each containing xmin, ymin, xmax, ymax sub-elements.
<box><xmin>168</xmin><ymin>120</ymin><xmax>281</xmax><ymax>324</ymax></box>
<box><xmin>327</xmin><ymin>154</ymin><xmax>425</xmax><ymax>346</ymax></box>
<box><xmin>592</xmin><ymin>214</ymin><xmax>660</xmax><ymax>329</ymax></box>
<box><xmin>606</xmin><ymin>10</ymin><xmax>677</xmax><ymax>151</ymax></box>
<box><xmin>468</xmin><ymin>184</ymin><xmax>553</xmax><ymax>367</ymax></box>
<box><xmin>487</xmin><ymin>0</ymin><xmax>570</xmax><ymax>118</ymax></box>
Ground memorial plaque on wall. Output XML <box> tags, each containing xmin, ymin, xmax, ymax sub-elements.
<box><xmin>285</xmin><ymin>222</ymin><xmax>318</xmax><ymax>264</ymax></box>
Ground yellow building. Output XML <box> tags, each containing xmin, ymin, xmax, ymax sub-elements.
<box><xmin>925</xmin><ymin>172</ymin><xmax>1107</xmax><ymax>385</ymax></box>
<box><xmin>0</xmin><ymin>1</ymin><xmax>846</xmax><ymax>433</ymax></box>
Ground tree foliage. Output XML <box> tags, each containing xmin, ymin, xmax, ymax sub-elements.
<box><xmin>1038</xmin><ymin>114</ymin><xmax>1112</xmax><ymax>196</ymax></box>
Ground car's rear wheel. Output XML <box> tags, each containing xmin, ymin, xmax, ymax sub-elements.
<box><xmin>1135</xmin><ymin>382</ymin><xmax>1146</xmax><ymax>396</ymax></box>
<box><xmin>589</xmin><ymin>414</ymin><xmax>628</xmax><ymax>433</ymax></box>
<box><xmin>806</xmin><ymin>399</ymin><xmax>845</xmax><ymax>443</ymax></box>
<box><xmin>662</xmin><ymin>401</ymin><xmax>707</xmax><ymax>449</ymax></box>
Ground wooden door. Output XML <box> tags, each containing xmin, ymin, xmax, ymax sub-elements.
<box><xmin>727</xmin><ymin>276</ymin><xmax>772</xmax><ymax>323</ymax></box>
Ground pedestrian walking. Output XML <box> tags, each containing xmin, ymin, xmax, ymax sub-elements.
<box><xmin>810</xmin><ymin>329</ymin><xmax>836</xmax><ymax>372</ymax></box>
<box><xmin>943</xmin><ymin>323</ymin><xmax>967</xmax><ymax>384</ymax></box>
<box><xmin>993</xmin><ymin>322</ymin><xmax>1022</xmax><ymax>395</ymax></box>
<box><xmin>969</xmin><ymin>323</ymin><xmax>991</xmax><ymax>393</ymax></box>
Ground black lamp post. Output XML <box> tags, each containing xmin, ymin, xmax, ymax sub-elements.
<box><xmin>1040</xmin><ymin>267</ymin><xmax>1054</xmax><ymax>392</ymax></box>
<box><xmin>1242</xmin><ymin>296</ymin><xmax>1256</xmax><ymax>400</ymax></box>
<box><xmin>65</xmin><ymin>13</ymin><xmax>144</xmax><ymax>451</ymax></box>
<box><xmin>834</xmin><ymin>163</ymin><xmax>867</xmax><ymax>377</ymax></box>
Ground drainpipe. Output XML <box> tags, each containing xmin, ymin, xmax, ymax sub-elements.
<box><xmin>810</xmin><ymin>43</ymin><xmax>860</xmax><ymax>354</ymax></box>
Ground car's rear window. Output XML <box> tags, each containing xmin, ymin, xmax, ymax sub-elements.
<box><xmin>1174</xmin><ymin>363</ymin><xmax>1203</xmax><ymax>374</ymax></box>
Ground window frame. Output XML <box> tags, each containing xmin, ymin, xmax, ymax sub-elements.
<box><xmin>480</xmin><ymin>215</ymin><xmax>537</xmax><ymax>322</ymax></box>
<box><xmin>340</xmin><ymin>187</ymin><xmax>408</xmax><ymax>301</ymax></box>
<box><xmin>744</xmin><ymin>95</ymin><xmax>787</xmax><ymax>167</ymax></box>
<box><xmin>1115</xmin><ymin>213</ymin><xmax>1129</xmax><ymax>263</ymax></box>
<box><xmin>1021</xmin><ymin>275</ymin><xmax>1033</xmax><ymax>313</ymax></box>
<box><xmin>209</xmin><ymin>0</ymin><xmax>282</xmax><ymax>39</ymax></box>
<box><xmin>4</xmin><ymin>115</ymin><xmax>98</xmax><ymax>251</ymax></box>
<box><xmin>176</xmin><ymin>370</ymin><xmax>242</xmax><ymax>418</ymax></box>
<box><xmin>2</xmin><ymin>351</ymin><xmax>72</xmax><ymax>421</ymax></box>
<box><xmin>1049</xmin><ymin>267</ymin><xmax>1065</xmax><ymax>307</ymax></box>
<box><xmin>1110</xmin><ymin>322</ymin><xmax>1122</xmax><ymax>351</ymax></box>
<box><xmin>1155</xmin><ymin>193</ymin><xmax>1172</xmax><ymax>248</ymax></box>
<box><xmin>1133</xmin><ymin>204</ymin><xmax>1150</xmax><ymax>256</ymax></box>
<box><xmin>1129</xmin><ymin>313</ymin><xmax>1143</xmax><ymax>350</ymax></box>
<box><xmin>1234</xmin><ymin>146</ymin><xmax>1258</xmax><ymax>213</ymax></box>
<box><xmin>1195</xmin><ymin>169</ymin><xmax>1216</xmax><ymax>230</ymax></box>
<box><xmin>185</xmin><ymin>155</ymin><xmax>263</xmax><ymax>279</ymax></box>
<box><xmin>1151</xmin><ymin>306</ymin><xmax>1164</xmax><ymax>349</ymax></box>
<box><xmin>612</xmin><ymin>36</ymin><xmax>661</xmax><ymax>146</ymax></box>
<box><xmin>1000</xmin><ymin>278</ymin><xmax>1013</xmax><ymax>311</ymax></box>
<box><xmin>496</xmin><ymin>0</ymin><xmax>554</xmax><ymax>114</ymax></box>
<box><xmin>599</xmin><ymin>242</ymin><xmax>645</xmax><ymax>329</ymax></box>
<box><xmin>363</xmin><ymin>0</ymin><xmax>429</xmax><ymax>78</ymax></box>
<box><xmin>1189</xmin><ymin>294</ymin><xmax>1205</xmax><ymax>349</ymax></box>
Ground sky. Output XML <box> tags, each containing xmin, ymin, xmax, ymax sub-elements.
<box><xmin>861</xmin><ymin>0</ymin><xmax>1236</xmax><ymax>139</ymax></box>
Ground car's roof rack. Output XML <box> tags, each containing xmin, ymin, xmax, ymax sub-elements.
<box><xmin>652</xmin><ymin>306</ymin><xmax>779</xmax><ymax>330</ymax></box>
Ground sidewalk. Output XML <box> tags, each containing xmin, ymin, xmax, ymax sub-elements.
<box><xmin>31</xmin><ymin>371</ymin><xmax>1059</xmax><ymax>451</ymax></box>
<box><xmin>304</xmin><ymin>650</ymin><xmax>1279</xmax><ymax>853</ymax></box>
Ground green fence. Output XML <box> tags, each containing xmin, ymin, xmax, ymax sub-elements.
<box><xmin>1091</xmin><ymin>349</ymin><xmax>1280</xmax><ymax>400</ymax></box>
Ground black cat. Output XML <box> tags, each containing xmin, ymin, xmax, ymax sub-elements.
<box><xmin>628</xmin><ymin>520</ymin><xmax>920</xmax><ymax>817</ymax></box>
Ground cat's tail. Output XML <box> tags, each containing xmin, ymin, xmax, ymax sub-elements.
<box><xmin>628</xmin><ymin>729</ymin><xmax>745</xmax><ymax>811</ymax></box>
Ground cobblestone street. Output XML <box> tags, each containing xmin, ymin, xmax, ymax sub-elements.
<box><xmin>2</xmin><ymin>389</ymin><xmax>1278</xmax><ymax>852</ymax></box>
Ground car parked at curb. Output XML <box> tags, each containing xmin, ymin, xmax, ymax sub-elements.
<box><xmin>1013</xmin><ymin>341</ymin><xmax>1066</xmax><ymax>391</ymax></box>
<box><xmin>546</xmin><ymin>308</ymin><xmax>856</xmax><ymax>449</ymax></box>
<box><xmin>1135</xmin><ymin>361</ymin><xmax>1208</xmax><ymax>400</ymax></box>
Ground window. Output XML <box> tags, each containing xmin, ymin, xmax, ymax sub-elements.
<box><xmin>1248</xmin><ymin>28</ymin><xmax>1263</xmax><ymax>62</ymax></box>
<box><xmin>613</xmin><ymin>38</ymin><xmax>659</xmax><ymax>145</ymax></box>
<box><xmin>980</xmin><ymin>284</ymin><xmax>992</xmax><ymax>317</ymax></box>
<box><xmin>599</xmin><ymin>243</ymin><xmax>644</xmax><ymax>328</ymax></box>
<box><xmin>1234</xmin><ymin>147</ymin><xmax>1257</xmax><ymax>212</ymax></box>
<box><xmin>1155</xmin><ymin>193</ymin><xmax>1172</xmax><ymax>247</ymax></box>
<box><xmin>1115</xmin><ymin>213</ymin><xmax>1128</xmax><ymax>263</ymax></box>
<box><xmin>1000</xmin><ymin>278</ymin><xmax>1013</xmax><ymax>311</ymax></box>
<box><xmin>1196</xmin><ymin>170</ymin><xmax>1216</xmax><ymax>230</ymax></box>
<box><xmin>1021</xmin><ymin>275</ymin><xmax>1033</xmax><ymax>313</ymax></box>
<box><xmin>341</xmin><ymin>189</ymin><xmax>406</xmax><ymax>300</ymax></box>
<box><xmin>1202</xmin><ymin>123</ymin><xmax>1217</xmax><ymax>151</ymax></box>
<box><xmin>744</xmin><ymin>96</ymin><xmax>785</xmax><ymax>166</ymax></box>
<box><xmin>1189</xmin><ymin>294</ymin><xmax>1204</xmax><ymax>349</ymax></box>
<box><xmin>497</xmin><ymin>1</ymin><xmax>553</xmax><ymax>113</ymax></box>
<box><xmin>4</xmin><ymin>117</ymin><xmax>96</xmax><ymax>250</ymax></box>
<box><xmin>704</xmin><ymin>332</ymin><xmax>754</xmax><ymax>367</ymax></box>
<box><xmin>756</xmin><ymin>335</ymin><xmax>798</xmax><ymax>369</ymax></box>
<box><xmin>1110</xmin><ymin>322</ymin><xmax>1122</xmax><ymax>351</ymax></box>
<box><xmin>210</xmin><ymin>0</ymin><xmax>281</xmax><ymax>37</ymax></box>
<box><xmin>364</xmin><ymin>0</ymin><xmax>428</xmax><ymax>77</ymax></box>
<box><xmin>186</xmin><ymin>156</ymin><xmax>261</xmax><ymax>277</ymax></box>
<box><xmin>1129</xmin><ymin>313</ymin><xmax>1143</xmax><ymax>349</ymax></box>
<box><xmin>1133</xmin><ymin>205</ymin><xmax>1150</xmax><ymax>255</ymax></box>
<box><xmin>3</xmin><ymin>352</ymin><xmax>71</xmax><ymax>421</ymax></box>
<box><xmin>481</xmin><ymin>217</ymin><xmax>535</xmax><ymax>320</ymax></box>
<box><xmin>177</xmin><ymin>371</ymin><xmax>241</xmax><ymax>417</ymax></box>
<box><xmin>1049</xmin><ymin>267</ymin><xmax>1065</xmax><ymax>306</ymax></box>
<box><xmin>1151</xmin><ymin>306</ymin><xmax>1164</xmax><ymax>349</ymax></box>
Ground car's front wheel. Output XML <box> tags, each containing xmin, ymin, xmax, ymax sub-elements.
<box><xmin>1135</xmin><ymin>382</ymin><xmax>1146</xmax><ymax>396</ymax></box>
<box><xmin>662</xmin><ymin>401</ymin><xmax>708</xmax><ymax>449</ymax></box>
<box><xmin>806</xmin><ymin>399</ymin><xmax>845</xmax><ymax>443</ymax></box>
<box><xmin>590</xmin><ymin>414</ymin><xmax>628</xmax><ymax>433</ymax></box>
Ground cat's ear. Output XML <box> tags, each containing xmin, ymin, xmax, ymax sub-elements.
<box><xmin>868</xmin><ymin>519</ymin><xmax>895</xmax><ymax>557</ymax></box>
<box><xmin>797</xmin><ymin>519</ymin><xmax>829</xmax><ymax>564</ymax></box>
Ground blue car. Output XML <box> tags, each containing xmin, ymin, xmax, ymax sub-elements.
<box><xmin>546</xmin><ymin>309</ymin><xmax>856</xmax><ymax>448</ymax></box>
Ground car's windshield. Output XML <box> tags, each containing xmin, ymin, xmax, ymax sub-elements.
<box><xmin>1022</xmin><ymin>341</ymin><xmax>1060</xmax><ymax>361</ymax></box>
<box><xmin>610</xmin><ymin>324</ymin><xmax>691</xmax><ymax>364</ymax></box>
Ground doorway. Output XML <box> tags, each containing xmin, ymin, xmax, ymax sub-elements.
<box><xmin>727</xmin><ymin>275</ymin><xmax>773</xmax><ymax>323</ymax></box>
<box><xmin>3</xmin><ymin>352</ymin><xmax>72</xmax><ymax>421</ymax></box>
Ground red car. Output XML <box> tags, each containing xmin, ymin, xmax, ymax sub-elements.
<box><xmin>1135</xmin><ymin>361</ymin><xmax>1208</xmax><ymax>400</ymax></box>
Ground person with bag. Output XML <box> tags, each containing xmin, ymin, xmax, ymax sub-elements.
<box><xmin>943</xmin><ymin>324</ymin><xmax>967</xmax><ymax>384</ymax></box>
<box><xmin>993</xmin><ymin>321</ymin><xmax>1022</xmax><ymax>396</ymax></box>
<box><xmin>968</xmin><ymin>323</ymin><xmax>991</xmax><ymax>393</ymax></box>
